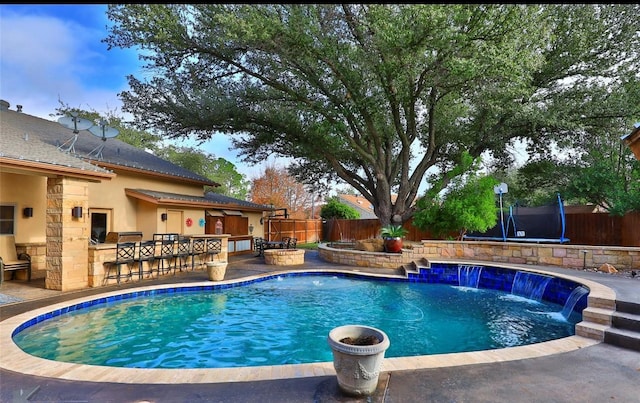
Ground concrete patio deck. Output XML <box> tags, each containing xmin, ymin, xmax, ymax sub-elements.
<box><xmin>1</xmin><ymin>250</ymin><xmax>639</xmax><ymax>402</ymax></box>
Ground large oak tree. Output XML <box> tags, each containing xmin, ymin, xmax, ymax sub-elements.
<box><xmin>104</xmin><ymin>4</ymin><xmax>640</xmax><ymax>225</ymax></box>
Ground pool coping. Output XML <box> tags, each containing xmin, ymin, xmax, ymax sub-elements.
<box><xmin>0</xmin><ymin>266</ymin><xmax>612</xmax><ymax>384</ymax></box>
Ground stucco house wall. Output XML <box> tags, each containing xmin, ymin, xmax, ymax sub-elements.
<box><xmin>0</xmin><ymin>100</ymin><xmax>272</xmax><ymax>290</ymax></box>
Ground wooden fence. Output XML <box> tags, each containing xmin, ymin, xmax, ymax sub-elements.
<box><xmin>318</xmin><ymin>211</ymin><xmax>640</xmax><ymax>247</ymax></box>
<box><xmin>321</xmin><ymin>218</ymin><xmax>440</xmax><ymax>243</ymax></box>
<box><xmin>264</xmin><ymin>219</ymin><xmax>323</xmax><ymax>244</ymax></box>
<box><xmin>564</xmin><ymin>211</ymin><xmax>640</xmax><ymax>246</ymax></box>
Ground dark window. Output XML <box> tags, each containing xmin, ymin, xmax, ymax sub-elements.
<box><xmin>0</xmin><ymin>205</ymin><xmax>15</xmax><ymax>235</ymax></box>
<box><xmin>91</xmin><ymin>212</ymin><xmax>108</xmax><ymax>243</ymax></box>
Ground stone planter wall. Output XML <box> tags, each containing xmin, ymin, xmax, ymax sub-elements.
<box><xmin>318</xmin><ymin>244</ymin><xmax>422</xmax><ymax>269</ymax></box>
<box><xmin>263</xmin><ymin>249</ymin><xmax>305</xmax><ymax>266</ymax></box>
<box><xmin>318</xmin><ymin>241</ymin><xmax>639</xmax><ymax>272</ymax></box>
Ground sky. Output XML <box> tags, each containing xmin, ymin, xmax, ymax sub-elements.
<box><xmin>0</xmin><ymin>4</ymin><xmax>268</xmax><ymax>181</ymax></box>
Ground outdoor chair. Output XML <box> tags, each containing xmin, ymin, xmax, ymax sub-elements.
<box><xmin>135</xmin><ymin>240</ymin><xmax>157</xmax><ymax>279</ymax></box>
<box><xmin>281</xmin><ymin>237</ymin><xmax>291</xmax><ymax>249</ymax></box>
<box><xmin>287</xmin><ymin>237</ymin><xmax>297</xmax><ymax>249</ymax></box>
<box><xmin>190</xmin><ymin>238</ymin><xmax>206</xmax><ymax>270</ymax></box>
<box><xmin>173</xmin><ymin>237</ymin><xmax>192</xmax><ymax>272</ymax></box>
<box><xmin>0</xmin><ymin>235</ymin><xmax>31</xmax><ymax>286</ymax></box>
<box><xmin>254</xmin><ymin>237</ymin><xmax>264</xmax><ymax>256</ymax></box>
<box><xmin>104</xmin><ymin>242</ymin><xmax>136</xmax><ymax>284</ymax></box>
<box><xmin>205</xmin><ymin>238</ymin><xmax>222</xmax><ymax>261</ymax></box>
<box><xmin>155</xmin><ymin>239</ymin><xmax>176</xmax><ymax>275</ymax></box>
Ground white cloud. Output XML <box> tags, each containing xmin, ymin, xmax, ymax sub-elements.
<box><xmin>0</xmin><ymin>7</ymin><xmax>130</xmax><ymax>120</ymax></box>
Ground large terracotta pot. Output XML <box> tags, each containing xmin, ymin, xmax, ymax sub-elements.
<box><xmin>383</xmin><ymin>237</ymin><xmax>403</xmax><ymax>253</ymax></box>
<box><xmin>327</xmin><ymin>324</ymin><xmax>390</xmax><ymax>396</ymax></box>
<box><xmin>206</xmin><ymin>261</ymin><xmax>227</xmax><ymax>281</ymax></box>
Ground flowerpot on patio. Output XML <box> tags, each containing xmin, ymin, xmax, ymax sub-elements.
<box><xmin>327</xmin><ymin>324</ymin><xmax>390</xmax><ymax>397</ymax></box>
<box><xmin>206</xmin><ymin>261</ymin><xmax>228</xmax><ymax>281</ymax></box>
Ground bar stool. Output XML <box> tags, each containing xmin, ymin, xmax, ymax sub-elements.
<box><xmin>155</xmin><ymin>239</ymin><xmax>176</xmax><ymax>275</ymax></box>
<box><xmin>104</xmin><ymin>242</ymin><xmax>136</xmax><ymax>284</ymax></box>
<box><xmin>135</xmin><ymin>240</ymin><xmax>157</xmax><ymax>279</ymax></box>
<box><xmin>173</xmin><ymin>237</ymin><xmax>192</xmax><ymax>272</ymax></box>
<box><xmin>205</xmin><ymin>238</ymin><xmax>222</xmax><ymax>261</ymax></box>
<box><xmin>190</xmin><ymin>238</ymin><xmax>206</xmax><ymax>270</ymax></box>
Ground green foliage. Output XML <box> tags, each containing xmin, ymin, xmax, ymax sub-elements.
<box><xmin>320</xmin><ymin>197</ymin><xmax>360</xmax><ymax>220</ymax></box>
<box><xmin>380</xmin><ymin>225</ymin><xmax>409</xmax><ymax>239</ymax></box>
<box><xmin>488</xmin><ymin>123</ymin><xmax>640</xmax><ymax>214</ymax></box>
<box><xmin>156</xmin><ymin>145</ymin><xmax>250</xmax><ymax>199</ymax></box>
<box><xmin>562</xmin><ymin>156</ymin><xmax>640</xmax><ymax>216</ymax></box>
<box><xmin>104</xmin><ymin>4</ymin><xmax>640</xmax><ymax>225</ymax></box>
<box><xmin>414</xmin><ymin>172</ymin><xmax>499</xmax><ymax>239</ymax></box>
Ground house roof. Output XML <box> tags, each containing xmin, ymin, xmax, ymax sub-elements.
<box><xmin>0</xmin><ymin>104</ymin><xmax>216</xmax><ymax>186</ymax></box>
<box><xmin>1</xmin><ymin>109</ymin><xmax>114</xmax><ymax>182</ymax></box>
<box><xmin>124</xmin><ymin>188</ymin><xmax>272</xmax><ymax>212</ymax></box>
<box><xmin>337</xmin><ymin>194</ymin><xmax>377</xmax><ymax>219</ymax></box>
<box><xmin>563</xmin><ymin>204</ymin><xmax>606</xmax><ymax>214</ymax></box>
<box><xmin>204</xmin><ymin>191</ymin><xmax>273</xmax><ymax>212</ymax></box>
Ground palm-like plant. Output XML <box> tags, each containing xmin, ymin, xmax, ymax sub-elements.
<box><xmin>380</xmin><ymin>225</ymin><xmax>408</xmax><ymax>239</ymax></box>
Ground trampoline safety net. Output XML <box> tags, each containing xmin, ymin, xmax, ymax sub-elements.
<box><xmin>463</xmin><ymin>194</ymin><xmax>569</xmax><ymax>243</ymax></box>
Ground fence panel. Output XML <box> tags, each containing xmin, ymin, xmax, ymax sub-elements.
<box><xmin>320</xmin><ymin>212</ymin><xmax>639</xmax><ymax>247</ymax></box>
<box><xmin>265</xmin><ymin>219</ymin><xmax>323</xmax><ymax>243</ymax></box>
<box><xmin>564</xmin><ymin>213</ymin><xmax>622</xmax><ymax>246</ymax></box>
<box><xmin>621</xmin><ymin>211</ymin><xmax>640</xmax><ymax>247</ymax></box>
<box><xmin>321</xmin><ymin>218</ymin><xmax>440</xmax><ymax>242</ymax></box>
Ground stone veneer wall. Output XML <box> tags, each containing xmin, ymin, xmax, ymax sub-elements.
<box><xmin>46</xmin><ymin>177</ymin><xmax>90</xmax><ymax>291</ymax></box>
<box><xmin>14</xmin><ymin>242</ymin><xmax>47</xmax><ymax>280</ymax></box>
<box><xmin>263</xmin><ymin>249</ymin><xmax>305</xmax><ymax>266</ymax></box>
<box><xmin>422</xmin><ymin>240</ymin><xmax>639</xmax><ymax>271</ymax></box>
<box><xmin>318</xmin><ymin>243</ymin><xmax>421</xmax><ymax>269</ymax></box>
<box><xmin>319</xmin><ymin>241</ymin><xmax>639</xmax><ymax>272</ymax></box>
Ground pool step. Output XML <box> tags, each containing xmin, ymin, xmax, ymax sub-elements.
<box><xmin>604</xmin><ymin>301</ymin><xmax>640</xmax><ymax>352</ymax></box>
<box><xmin>402</xmin><ymin>259</ymin><xmax>428</xmax><ymax>277</ymax></box>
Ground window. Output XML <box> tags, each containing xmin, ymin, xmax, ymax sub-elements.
<box><xmin>90</xmin><ymin>209</ymin><xmax>111</xmax><ymax>243</ymax></box>
<box><xmin>0</xmin><ymin>205</ymin><xmax>15</xmax><ymax>235</ymax></box>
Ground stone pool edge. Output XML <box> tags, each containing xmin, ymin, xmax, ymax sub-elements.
<box><xmin>0</xmin><ymin>267</ymin><xmax>610</xmax><ymax>385</ymax></box>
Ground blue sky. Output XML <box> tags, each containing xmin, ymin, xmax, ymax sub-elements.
<box><xmin>0</xmin><ymin>4</ymin><xmax>267</xmax><ymax>180</ymax></box>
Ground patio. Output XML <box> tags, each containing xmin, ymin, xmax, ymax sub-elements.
<box><xmin>1</xmin><ymin>250</ymin><xmax>639</xmax><ymax>402</ymax></box>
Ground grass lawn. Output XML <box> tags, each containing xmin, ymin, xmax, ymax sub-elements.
<box><xmin>297</xmin><ymin>243</ymin><xmax>319</xmax><ymax>250</ymax></box>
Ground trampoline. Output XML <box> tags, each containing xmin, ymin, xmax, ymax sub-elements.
<box><xmin>463</xmin><ymin>193</ymin><xmax>570</xmax><ymax>243</ymax></box>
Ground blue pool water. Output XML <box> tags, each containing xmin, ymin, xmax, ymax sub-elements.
<box><xmin>13</xmin><ymin>271</ymin><xmax>587</xmax><ymax>369</ymax></box>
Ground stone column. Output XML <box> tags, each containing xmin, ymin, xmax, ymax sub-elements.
<box><xmin>46</xmin><ymin>177</ymin><xmax>90</xmax><ymax>291</ymax></box>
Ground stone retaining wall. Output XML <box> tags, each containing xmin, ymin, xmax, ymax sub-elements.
<box><xmin>319</xmin><ymin>241</ymin><xmax>639</xmax><ymax>272</ymax></box>
<box><xmin>422</xmin><ymin>240</ymin><xmax>639</xmax><ymax>271</ymax></box>
<box><xmin>318</xmin><ymin>244</ymin><xmax>420</xmax><ymax>269</ymax></box>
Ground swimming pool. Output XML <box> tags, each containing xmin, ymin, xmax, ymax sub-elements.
<box><xmin>0</xmin><ymin>264</ymin><xmax>607</xmax><ymax>384</ymax></box>
<box><xmin>11</xmin><ymin>264</ymin><xmax>588</xmax><ymax>369</ymax></box>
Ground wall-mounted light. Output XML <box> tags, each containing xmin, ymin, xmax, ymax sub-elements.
<box><xmin>23</xmin><ymin>207</ymin><xmax>33</xmax><ymax>218</ymax></box>
<box><xmin>249</xmin><ymin>224</ymin><xmax>254</xmax><ymax>234</ymax></box>
<box><xmin>161</xmin><ymin>213</ymin><xmax>167</xmax><ymax>222</ymax></box>
<box><xmin>71</xmin><ymin>206</ymin><xmax>83</xmax><ymax>218</ymax></box>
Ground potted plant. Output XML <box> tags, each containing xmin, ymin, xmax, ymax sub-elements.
<box><xmin>327</xmin><ymin>324</ymin><xmax>390</xmax><ymax>396</ymax></box>
<box><xmin>380</xmin><ymin>224</ymin><xmax>408</xmax><ymax>253</ymax></box>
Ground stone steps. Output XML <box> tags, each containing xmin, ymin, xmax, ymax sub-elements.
<box><xmin>604</xmin><ymin>301</ymin><xmax>640</xmax><ymax>351</ymax></box>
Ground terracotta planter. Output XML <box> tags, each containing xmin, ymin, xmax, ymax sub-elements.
<box><xmin>206</xmin><ymin>261</ymin><xmax>227</xmax><ymax>281</ymax></box>
<box><xmin>383</xmin><ymin>237</ymin><xmax>403</xmax><ymax>253</ymax></box>
<box><xmin>327</xmin><ymin>325</ymin><xmax>390</xmax><ymax>396</ymax></box>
